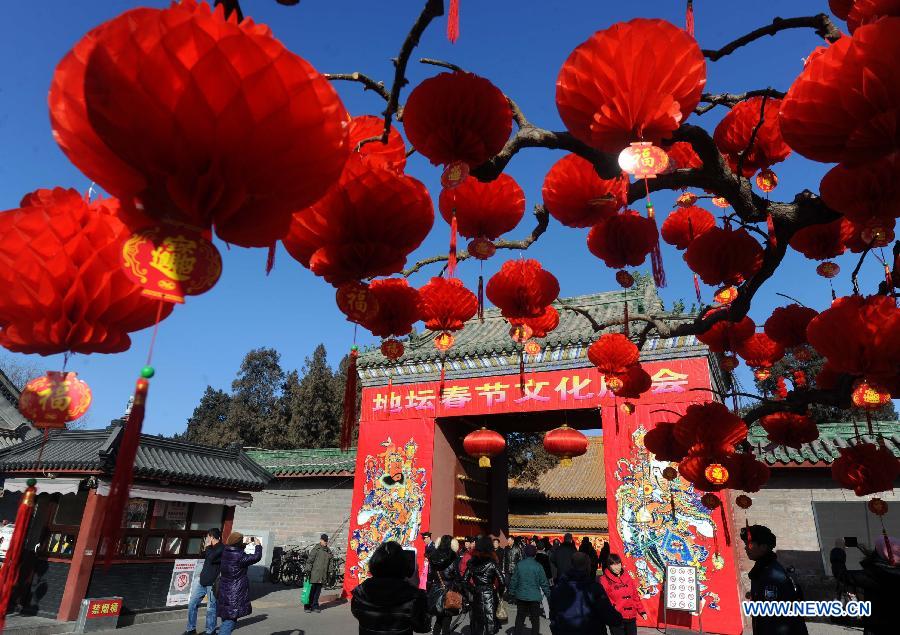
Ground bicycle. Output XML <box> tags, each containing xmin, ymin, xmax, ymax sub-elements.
<box><xmin>326</xmin><ymin>553</ymin><xmax>345</xmax><ymax>589</ymax></box>
<box><xmin>270</xmin><ymin>544</ymin><xmax>307</xmax><ymax>586</ymax></box>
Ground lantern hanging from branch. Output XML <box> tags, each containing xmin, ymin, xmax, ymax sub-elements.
<box><xmin>348</xmin><ymin>115</ymin><xmax>407</xmax><ymax>173</ymax></box>
<box><xmin>380</xmin><ymin>339</ymin><xmax>405</xmax><ymax>360</ymax></box>
<box><xmin>464</xmin><ymin>427</ymin><xmax>505</xmax><ymax>468</ymax></box>
<box><xmin>832</xmin><ymin>442</ymin><xmax>900</xmax><ymax>496</ymax></box>
<box><xmin>714</xmin><ymin>286</ymin><xmax>739</xmax><ymax>305</ymax></box>
<box><xmin>439</xmin><ymin>174</ymin><xmax>525</xmax><ymax>250</ymax></box>
<box><xmin>756</xmin><ymin>169</ymin><xmax>778</xmax><ymax>193</ymax></box>
<box><xmin>713</xmin><ymin>97</ymin><xmax>791</xmax><ymax>177</ymax></box>
<box><xmin>544</xmin><ymin>424</ymin><xmax>589</xmax><ymax>467</ymax></box>
<box><xmin>587</xmin><ymin>210</ymin><xmax>659</xmax><ymax>269</ymax></box>
<box><xmin>685</xmin><ymin>226</ymin><xmax>764</xmax><ymax>287</ymax></box>
<box><xmin>644</xmin><ymin>422</ymin><xmax>690</xmax><ymax>462</ymax></box>
<box><xmin>542</xmin><ymin>154</ymin><xmax>629</xmax><ymax>228</ymax></box>
<box><xmin>365</xmin><ymin>278</ymin><xmax>421</xmax><ymax>339</ymax></box>
<box><xmin>735</xmin><ymin>494</ymin><xmax>753</xmax><ymax>509</ymax></box>
<box><xmin>486</xmin><ymin>260</ymin><xmax>560</xmax><ymax>322</ymax></box>
<box><xmin>790</xmin><ymin>218</ymin><xmax>853</xmax><ymax>261</ymax></box>
<box><xmin>760</xmin><ymin>412</ymin><xmax>820</xmax><ymax>449</ymax></box>
<box><xmin>335</xmin><ymin>282</ymin><xmax>380</xmax><ymax>326</ymax></box>
<box><xmin>18</xmin><ymin>372</ymin><xmax>92</xmax><ymax>430</ymax></box>
<box><xmin>764</xmin><ymin>304</ymin><xmax>819</xmax><ymax>348</ymax></box>
<box><xmin>588</xmin><ymin>333</ymin><xmax>640</xmax><ymax>375</ymax></box>
<box><xmin>851</xmin><ymin>379</ymin><xmax>892</xmax><ymax>410</ymax></box>
<box><xmin>735</xmin><ymin>333</ymin><xmax>786</xmax><ymax>369</ymax></box>
<box><xmin>696</xmin><ymin>315</ymin><xmax>755</xmax><ymax>353</ymax></box>
<box><xmin>661</xmin><ymin>206</ymin><xmax>716</xmax><ymax>250</ymax></box>
<box><xmin>617</xmin><ymin>142</ymin><xmax>670</xmax><ymax>179</ymax></box>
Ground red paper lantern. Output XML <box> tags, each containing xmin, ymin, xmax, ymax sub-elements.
<box><xmin>335</xmin><ymin>282</ymin><xmax>380</xmax><ymax>325</ymax></box>
<box><xmin>831</xmin><ymin>0</ymin><xmax>853</xmax><ymax>20</ymax></box>
<box><xmin>685</xmin><ymin>226</ymin><xmax>763</xmax><ymax>287</ymax></box>
<box><xmin>588</xmin><ymin>333</ymin><xmax>640</xmax><ymax>375</ymax></box>
<box><xmin>509</xmin><ymin>324</ymin><xmax>534</xmax><ymax>344</ymax></box>
<box><xmin>617</xmin><ymin>142</ymin><xmax>670</xmax><ymax>179</ymax></box>
<box><xmin>665</xmin><ymin>142</ymin><xmax>703</xmax><ymax>170</ymax></box>
<box><xmin>764</xmin><ymin>305</ymin><xmax>820</xmax><ymax>348</ymax></box>
<box><xmin>523</xmin><ymin>306</ymin><xmax>560</xmax><ymax>339</ymax></box>
<box><xmin>615</xmin><ymin>270</ymin><xmax>635</xmax><ymax>288</ymax></box>
<box><xmin>790</xmin><ymin>218</ymin><xmax>854</xmax><ymax>261</ymax></box>
<box><xmin>645</xmin><ymin>423</ymin><xmax>690</xmax><ymax>462</ymax></box>
<box><xmin>348</xmin><ymin>115</ymin><xmax>407</xmax><ymax>173</ymax></box>
<box><xmin>282</xmin><ymin>157</ymin><xmax>434</xmax><ymax>285</ymax></box>
<box><xmin>735</xmin><ymin>494</ymin><xmax>753</xmax><ymax>509</ymax></box>
<box><xmin>807</xmin><ymin>294</ymin><xmax>900</xmax><ymax>378</ymax></box>
<box><xmin>713</xmin><ymin>97</ymin><xmax>791</xmax><ymax>177</ymax></box>
<box><xmin>418</xmin><ymin>277</ymin><xmax>478</xmax><ymax>333</ymax></box>
<box><xmin>714</xmin><ymin>286</ymin><xmax>739</xmax><ymax>305</ymax></box>
<box><xmin>662</xmin><ymin>466</ymin><xmax>679</xmax><ymax>480</ymax></box>
<box><xmin>380</xmin><ymin>338</ymin><xmax>405</xmax><ymax>360</ymax></box>
<box><xmin>543</xmin><ymin>424</ymin><xmax>589</xmax><ymax>467</ymax></box>
<box><xmin>434</xmin><ymin>332</ymin><xmax>455</xmax><ymax>351</ymax></box>
<box><xmin>556</xmin><ymin>18</ymin><xmax>706</xmax><ymax>152</ymax></box>
<box><xmin>726</xmin><ymin>452</ymin><xmax>771</xmax><ymax>493</ymax></box>
<box><xmin>18</xmin><ymin>371</ymin><xmax>92</xmax><ymax>429</ymax></box>
<box><xmin>736</xmin><ymin>333</ymin><xmax>786</xmax><ymax>369</ymax></box>
<box><xmin>486</xmin><ymin>260</ymin><xmax>560</xmax><ymax>322</ymax></box>
<box><xmin>674</xmin><ymin>402</ymin><xmax>748</xmax><ymax>455</ymax></box>
<box><xmin>817</xmin><ymin>261</ymin><xmax>841</xmax><ymax>278</ymax></box>
<box><xmin>542</xmin><ymin>154</ymin><xmax>629</xmax><ymax>228</ymax></box>
<box><xmin>587</xmin><ymin>210</ymin><xmax>659</xmax><ymax>269</ymax></box>
<box><xmin>605</xmin><ymin>375</ymin><xmax>624</xmax><ymax>393</ymax></box>
<box><xmin>696</xmin><ymin>315</ymin><xmax>756</xmax><ymax>353</ymax></box>
<box><xmin>705</xmin><ymin>463</ymin><xmax>729</xmax><ymax>486</ymax></box>
<box><xmin>851</xmin><ymin>379</ymin><xmax>892</xmax><ymax>410</ymax></box>
<box><xmin>677</xmin><ymin>192</ymin><xmax>699</xmax><ymax>207</ymax></box>
<box><xmin>760</xmin><ymin>412</ymin><xmax>820</xmax><ymax>449</ymax></box>
<box><xmin>610</xmin><ymin>364</ymin><xmax>653</xmax><ymax>399</ymax></box>
<box><xmin>661</xmin><ymin>206</ymin><xmax>716</xmax><ymax>250</ymax></box>
<box><xmin>364</xmin><ymin>278</ymin><xmax>421</xmax><ymax>338</ymax></box>
<box><xmin>524</xmin><ymin>340</ymin><xmax>542</xmax><ymax>356</ymax></box>
<box><xmin>832</xmin><ymin>442</ymin><xmax>900</xmax><ymax>496</ymax></box>
<box><xmin>679</xmin><ymin>454</ymin><xmax>732</xmax><ymax>492</ymax></box>
<box><xmin>712</xmin><ymin>196</ymin><xmax>730</xmax><ymax>208</ymax></box>
<box><xmin>701</xmin><ymin>492</ymin><xmax>722</xmax><ymax>509</ymax></box>
<box><xmin>846</xmin><ymin>218</ymin><xmax>896</xmax><ymax>252</ymax></box>
<box><xmin>780</xmin><ymin>19</ymin><xmax>900</xmax><ymax>164</ymax></box>
<box><xmin>439</xmin><ymin>174</ymin><xmax>525</xmax><ymax>242</ymax></box>
<box><xmin>402</xmin><ymin>71</ymin><xmax>512</xmax><ymax>169</ymax></box>
<box><xmin>846</xmin><ymin>0</ymin><xmax>900</xmax><ymax>33</ymax></box>
<box><xmin>868</xmin><ymin>497</ymin><xmax>889</xmax><ymax>516</ymax></box>
<box><xmin>49</xmin><ymin>0</ymin><xmax>349</xmax><ymax>247</ymax></box>
<box><xmin>121</xmin><ymin>223</ymin><xmax>222</xmax><ymax>304</ymax></box>
<box><xmin>820</xmin><ymin>154</ymin><xmax>900</xmax><ymax>226</ymax></box>
<box><xmin>756</xmin><ymin>169</ymin><xmax>779</xmax><ymax>193</ymax></box>
<box><xmin>721</xmin><ymin>355</ymin><xmax>739</xmax><ymax>372</ymax></box>
<box><xmin>464</xmin><ymin>427</ymin><xmax>506</xmax><ymax>468</ymax></box>
<box><xmin>0</xmin><ymin>188</ymin><xmax>173</xmax><ymax>356</ymax></box>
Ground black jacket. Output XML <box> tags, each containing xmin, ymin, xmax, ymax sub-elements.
<box><xmin>535</xmin><ymin>552</ymin><xmax>553</xmax><ymax>580</ymax></box>
<box><xmin>199</xmin><ymin>542</ymin><xmax>224</xmax><ymax>587</ymax></box>
<box><xmin>425</xmin><ymin>548</ymin><xmax>461</xmax><ymax>615</ymax></box>
<box><xmin>747</xmin><ymin>552</ymin><xmax>808</xmax><ymax>635</ymax></box>
<box><xmin>549</xmin><ymin>570</ymin><xmax>621</xmax><ymax>635</ymax></box>
<box><xmin>351</xmin><ymin>577</ymin><xmax>431</xmax><ymax>635</ymax></box>
<box><xmin>550</xmin><ymin>542</ymin><xmax>577</xmax><ymax>580</ymax></box>
<box><xmin>464</xmin><ymin>553</ymin><xmax>502</xmax><ymax>635</ymax></box>
<box><xmin>505</xmin><ymin>544</ymin><xmax>524</xmax><ymax>576</ymax></box>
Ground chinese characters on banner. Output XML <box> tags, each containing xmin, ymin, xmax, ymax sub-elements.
<box><xmin>361</xmin><ymin>359</ymin><xmax>703</xmax><ymax>422</ymax></box>
<box><xmin>86</xmin><ymin>599</ymin><xmax>122</xmax><ymax>618</ymax></box>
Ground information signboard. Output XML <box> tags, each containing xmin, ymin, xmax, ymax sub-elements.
<box><xmin>665</xmin><ymin>564</ymin><xmax>699</xmax><ymax>613</ymax></box>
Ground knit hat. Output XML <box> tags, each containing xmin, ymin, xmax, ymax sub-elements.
<box><xmin>524</xmin><ymin>545</ymin><xmax>537</xmax><ymax>558</ymax></box>
<box><xmin>226</xmin><ymin>532</ymin><xmax>244</xmax><ymax>546</ymax></box>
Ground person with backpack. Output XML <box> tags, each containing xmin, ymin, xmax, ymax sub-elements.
<box><xmin>549</xmin><ymin>552</ymin><xmax>621</xmax><ymax>635</ymax></box>
<box><xmin>599</xmin><ymin>554</ymin><xmax>646</xmax><ymax>635</ymax></box>
<box><xmin>508</xmin><ymin>544</ymin><xmax>550</xmax><ymax>635</ymax></box>
<box><xmin>741</xmin><ymin>524</ymin><xmax>808</xmax><ymax>635</ymax></box>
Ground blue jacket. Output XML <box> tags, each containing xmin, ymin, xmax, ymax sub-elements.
<box><xmin>217</xmin><ymin>544</ymin><xmax>262</xmax><ymax>620</ymax></box>
<box><xmin>509</xmin><ymin>557</ymin><xmax>550</xmax><ymax>602</ymax></box>
<box><xmin>549</xmin><ymin>570</ymin><xmax>622</xmax><ymax>635</ymax></box>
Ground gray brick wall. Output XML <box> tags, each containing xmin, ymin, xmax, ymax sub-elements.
<box><xmin>234</xmin><ymin>477</ymin><xmax>353</xmax><ymax>552</ymax></box>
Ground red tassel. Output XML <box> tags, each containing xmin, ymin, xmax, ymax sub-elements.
<box><xmin>448</xmin><ymin>212</ymin><xmax>458</xmax><ymax>277</ymax></box>
<box><xmin>266</xmin><ymin>243</ymin><xmax>275</xmax><ymax>275</ymax></box>
<box><xmin>650</xmin><ymin>239</ymin><xmax>666</xmax><ymax>288</ymax></box>
<box><xmin>439</xmin><ymin>357</ymin><xmax>446</xmax><ymax>398</ymax></box>
<box><xmin>477</xmin><ymin>274</ymin><xmax>484</xmax><ymax>321</ymax></box>
<box><xmin>693</xmin><ymin>273</ymin><xmax>702</xmax><ymax>303</ymax></box>
<box><xmin>885</xmin><ymin>263</ymin><xmax>893</xmax><ymax>290</ymax></box>
<box><xmin>101</xmin><ymin>377</ymin><xmax>149</xmax><ymax>567</ymax></box>
<box><xmin>766</xmin><ymin>214</ymin><xmax>777</xmax><ymax>249</ymax></box>
<box><xmin>623</xmin><ymin>299</ymin><xmax>629</xmax><ymax>337</ymax></box>
<box><xmin>519</xmin><ymin>348</ymin><xmax>525</xmax><ymax>395</ymax></box>
<box><xmin>447</xmin><ymin>0</ymin><xmax>460</xmax><ymax>42</ymax></box>
<box><xmin>884</xmin><ymin>528</ymin><xmax>896</xmax><ymax>565</ymax></box>
<box><xmin>719</xmin><ymin>502</ymin><xmax>732</xmax><ymax>546</ymax></box>
<box><xmin>340</xmin><ymin>348</ymin><xmax>359</xmax><ymax>451</ymax></box>
<box><xmin>0</xmin><ymin>482</ymin><xmax>37</xmax><ymax>629</ymax></box>
<box><xmin>685</xmin><ymin>0</ymin><xmax>695</xmax><ymax>36</ymax></box>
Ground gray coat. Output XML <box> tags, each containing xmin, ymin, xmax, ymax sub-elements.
<box><xmin>308</xmin><ymin>544</ymin><xmax>333</xmax><ymax>584</ymax></box>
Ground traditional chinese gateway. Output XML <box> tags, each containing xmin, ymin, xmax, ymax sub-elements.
<box><xmin>347</xmin><ymin>282</ymin><xmax>748</xmax><ymax>634</ymax></box>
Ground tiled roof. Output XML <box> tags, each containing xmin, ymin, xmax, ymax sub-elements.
<box><xmin>750</xmin><ymin>421</ymin><xmax>900</xmax><ymax>466</ymax></box>
<box><xmin>358</xmin><ymin>282</ymin><xmax>707</xmax><ymax>386</ymax></box>
<box><xmin>509</xmin><ymin>437</ymin><xmax>605</xmax><ymax>501</ymax></box>
<box><xmin>245</xmin><ymin>447</ymin><xmax>356</xmax><ymax>477</ymax></box>
<box><xmin>509</xmin><ymin>512</ymin><xmax>609</xmax><ymax>532</ymax></box>
<box><xmin>0</xmin><ymin>424</ymin><xmax>271</xmax><ymax>490</ymax></box>
<box><xmin>0</xmin><ymin>368</ymin><xmax>29</xmax><ymax>432</ymax></box>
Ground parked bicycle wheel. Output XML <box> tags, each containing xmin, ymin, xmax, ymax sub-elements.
<box><xmin>281</xmin><ymin>559</ymin><xmax>301</xmax><ymax>586</ymax></box>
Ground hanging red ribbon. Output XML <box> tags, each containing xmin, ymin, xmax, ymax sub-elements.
<box><xmin>686</xmin><ymin>0</ymin><xmax>695</xmax><ymax>36</ymax></box>
<box><xmin>340</xmin><ymin>347</ymin><xmax>359</xmax><ymax>451</ymax></box>
<box><xmin>448</xmin><ymin>212</ymin><xmax>458</xmax><ymax>277</ymax></box>
<box><xmin>719</xmin><ymin>502</ymin><xmax>732</xmax><ymax>546</ymax></box>
<box><xmin>694</xmin><ymin>273</ymin><xmax>703</xmax><ymax>303</ymax></box>
<box><xmin>477</xmin><ymin>273</ymin><xmax>484</xmax><ymax>321</ymax></box>
<box><xmin>0</xmin><ymin>480</ymin><xmax>37</xmax><ymax>630</ymax></box>
<box><xmin>447</xmin><ymin>0</ymin><xmax>460</xmax><ymax>42</ymax></box>
<box><xmin>766</xmin><ymin>214</ymin><xmax>777</xmax><ymax>249</ymax></box>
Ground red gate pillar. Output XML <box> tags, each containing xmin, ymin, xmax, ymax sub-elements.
<box><xmin>57</xmin><ymin>489</ymin><xmax>107</xmax><ymax>621</ymax></box>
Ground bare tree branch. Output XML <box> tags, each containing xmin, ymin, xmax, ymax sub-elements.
<box><xmin>696</xmin><ymin>89</ymin><xmax>786</xmax><ymax>115</ymax></box>
<box><xmin>325</xmin><ymin>72</ymin><xmax>390</xmax><ymax>102</ymax></box>
<box><xmin>702</xmin><ymin>14</ymin><xmax>842</xmax><ymax>62</ymax></box>
<box><xmin>735</xmin><ymin>91</ymin><xmax>770</xmax><ymax>179</ymax></box>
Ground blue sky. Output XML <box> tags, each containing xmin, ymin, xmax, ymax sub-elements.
<box><xmin>0</xmin><ymin>1</ymin><xmax>879</xmax><ymax>436</ymax></box>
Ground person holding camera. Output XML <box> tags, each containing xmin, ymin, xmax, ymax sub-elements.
<box><xmin>217</xmin><ymin>533</ymin><xmax>262</xmax><ymax>635</ymax></box>
<box><xmin>184</xmin><ymin>528</ymin><xmax>223</xmax><ymax>635</ymax></box>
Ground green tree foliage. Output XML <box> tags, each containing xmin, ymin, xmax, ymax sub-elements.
<box><xmin>182</xmin><ymin>386</ymin><xmax>236</xmax><ymax>446</ymax></box>
<box><xmin>282</xmin><ymin>344</ymin><xmax>343</xmax><ymax>448</ymax></box>
<box><xmin>507</xmin><ymin>431</ymin><xmax>559</xmax><ymax>484</ymax></box>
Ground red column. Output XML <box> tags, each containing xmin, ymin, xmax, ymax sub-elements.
<box><xmin>222</xmin><ymin>505</ymin><xmax>235</xmax><ymax>540</ymax></box>
<box><xmin>57</xmin><ymin>490</ymin><xmax>108</xmax><ymax>621</ymax></box>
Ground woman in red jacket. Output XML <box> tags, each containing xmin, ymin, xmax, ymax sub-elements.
<box><xmin>599</xmin><ymin>554</ymin><xmax>647</xmax><ymax>635</ymax></box>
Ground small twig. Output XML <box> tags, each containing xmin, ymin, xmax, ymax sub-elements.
<box><xmin>324</xmin><ymin>73</ymin><xmax>391</xmax><ymax>102</ymax></box>
<box><xmin>420</xmin><ymin>57</ymin><xmax>463</xmax><ymax>72</ymax></box>
<box><xmin>214</xmin><ymin>0</ymin><xmax>243</xmax><ymax>21</ymax></box>
<box><xmin>695</xmin><ymin>89</ymin><xmax>786</xmax><ymax>115</ymax></box>
<box><xmin>851</xmin><ymin>247</ymin><xmax>871</xmax><ymax>295</ymax></box>
<box><xmin>702</xmin><ymin>14</ymin><xmax>842</xmax><ymax>62</ymax></box>
<box><xmin>775</xmin><ymin>292</ymin><xmax>808</xmax><ymax>307</ymax></box>
<box><xmin>735</xmin><ymin>91</ymin><xmax>770</xmax><ymax>179</ymax></box>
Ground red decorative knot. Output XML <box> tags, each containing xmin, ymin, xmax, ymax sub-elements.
<box><xmin>676</xmin><ymin>192</ymin><xmax>699</xmax><ymax>207</ymax></box>
<box><xmin>662</xmin><ymin>466</ymin><xmax>678</xmax><ymax>481</ymax></box>
<box><xmin>712</xmin><ymin>196</ymin><xmax>730</xmax><ymax>208</ymax></box>
<box><xmin>701</xmin><ymin>492</ymin><xmax>721</xmax><ymax>509</ymax></box>
<box><xmin>467</xmin><ymin>237</ymin><xmax>496</xmax><ymax>260</ymax></box>
<box><xmin>617</xmin><ymin>142</ymin><xmax>670</xmax><ymax>179</ymax></box>
<box><xmin>720</xmin><ymin>355</ymin><xmax>739</xmax><ymax>372</ymax></box>
<box><xmin>860</xmin><ymin>224</ymin><xmax>892</xmax><ymax>248</ymax></box>
<box><xmin>18</xmin><ymin>371</ymin><xmax>92</xmax><ymax>430</ymax></box>
<box><xmin>605</xmin><ymin>375</ymin><xmax>625</xmax><ymax>393</ymax></box>
<box><xmin>714</xmin><ymin>286</ymin><xmax>739</xmax><ymax>305</ymax></box>
<box><xmin>851</xmin><ymin>379</ymin><xmax>892</xmax><ymax>410</ymax></box>
<box><xmin>615</xmin><ymin>270</ymin><xmax>635</xmax><ymax>288</ymax></box>
<box><xmin>509</xmin><ymin>324</ymin><xmax>534</xmax><ymax>343</ymax></box>
<box><xmin>441</xmin><ymin>160</ymin><xmax>469</xmax><ymax>189</ymax></box>
<box><xmin>621</xmin><ymin>402</ymin><xmax>636</xmax><ymax>415</ymax></box>
<box><xmin>816</xmin><ymin>261</ymin><xmax>840</xmax><ymax>278</ymax></box>
<box><xmin>434</xmin><ymin>331</ymin><xmax>455</xmax><ymax>351</ymax></box>
<box><xmin>793</xmin><ymin>346</ymin><xmax>813</xmax><ymax>362</ymax></box>
<box><xmin>705</xmin><ymin>463</ymin><xmax>729</xmax><ymax>485</ymax></box>
<box><xmin>380</xmin><ymin>338</ymin><xmax>405</xmax><ymax>360</ymax></box>
<box><xmin>755</xmin><ymin>169</ymin><xmax>778</xmax><ymax>193</ymax></box>
<box><xmin>735</xmin><ymin>494</ymin><xmax>753</xmax><ymax>509</ymax></box>
<box><xmin>753</xmin><ymin>368</ymin><xmax>771</xmax><ymax>381</ymax></box>
<box><xmin>336</xmin><ymin>281</ymin><xmax>380</xmax><ymax>325</ymax></box>
<box><xmin>524</xmin><ymin>340</ymin><xmax>542</xmax><ymax>356</ymax></box>
<box><xmin>543</xmin><ymin>424</ymin><xmax>589</xmax><ymax>468</ymax></box>
<box><xmin>868</xmin><ymin>497</ymin><xmax>888</xmax><ymax>516</ymax></box>
<box><xmin>463</xmin><ymin>427</ymin><xmax>505</xmax><ymax>468</ymax></box>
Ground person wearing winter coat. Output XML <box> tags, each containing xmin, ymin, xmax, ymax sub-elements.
<box><xmin>465</xmin><ymin>536</ymin><xmax>503</xmax><ymax>635</ymax></box>
<box><xmin>578</xmin><ymin>538</ymin><xmax>599</xmax><ymax>577</ymax></box>
<box><xmin>305</xmin><ymin>533</ymin><xmax>334</xmax><ymax>613</ymax></box>
<box><xmin>549</xmin><ymin>552</ymin><xmax>622</xmax><ymax>635</ymax></box>
<box><xmin>742</xmin><ymin>525</ymin><xmax>808</xmax><ymax>635</ymax></box>
<box><xmin>550</xmin><ymin>533</ymin><xmax>577</xmax><ymax>582</ymax></box>
<box><xmin>425</xmin><ymin>536</ymin><xmax>461</xmax><ymax>635</ymax></box>
<box><xmin>184</xmin><ymin>529</ymin><xmax>223</xmax><ymax>635</ymax></box>
<box><xmin>505</xmin><ymin>536</ymin><xmax>524</xmax><ymax>583</ymax></box>
<box><xmin>600</xmin><ymin>554</ymin><xmax>647</xmax><ymax>635</ymax></box>
<box><xmin>508</xmin><ymin>545</ymin><xmax>550</xmax><ymax>635</ymax></box>
<box><xmin>535</xmin><ymin>538</ymin><xmax>553</xmax><ymax>581</ymax></box>
<box><xmin>216</xmin><ymin>533</ymin><xmax>262</xmax><ymax>635</ymax></box>
<box><xmin>598</xmin><ymin>541</ymin><xmax>611</xmax><ymax>572</ymax></box>
<box><xmin>351</xmin><ymin>541</ymin><xmax>431</xmax><ymax>635</ymax></box>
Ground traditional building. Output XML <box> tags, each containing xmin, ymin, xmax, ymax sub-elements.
<box><xmin>0</xmin><ymin>367</ymin><xmax>36</xmax><ymax>449</ymax></box>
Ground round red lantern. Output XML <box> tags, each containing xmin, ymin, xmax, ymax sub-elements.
<box><xmin>662</xmin><ymin>466</ymin><xmax>679</xmax><ymax>481</ymax></box>
<box><xmin>524</xmin><ymin>340</ymin><xmax>542</xmax><ymax>356</ymax></box>
<box><xmin>121</xmin><ymin>223</ymin><xmax>222</xmax><ymax>304</ymax></box>
<box><xmin>832</xmin><ymin>442</ymin><xmax>900</xmax><ymax>496</ymax></box>
<box><xmin>587</xmin><ymin>210</ymin><xmax>659</xmax><ymax>269</ymax></box>
<box><xmin>0</xmin><ymin>188</ymin><xmax>174</xmax><ymax>356</ymax></box>
<box><xmin>661</xmin><ymin>206</ymin><xmax>716</xmax><ymax>250</ymax></box>
<box><xmin>756</xmin><ymin>169</ymin><xmax>779</xmax><ymax>193</ymax></box>
<box><xmin>851</xmin><ymin>379</ymin><xmax>892</xmax><ymax>410</ymax></box>
<box><xmin>705</xmin><ymin>463</ymin><xmax>729</xmax><ymax>486</ymax></box>
<box><xmin>711</xmin><ymin>197</ymin><xmax>730</xmax><ymax>209</ymax></box>
<box><xmin>714</xmin><ymin>286</ymin><xmax>739</xmax><ymax>305</ymax></box>
<box><xmin>760</xmin><ymin>412</ymin><xmax>820</xmax><ymax>449</ymax></box>
<box><xmin>556</xmin><ymin>18</ymin><xmax>706</xmax><ymax>152</ymax></box>
<box><xmin>754</xmin><ymin>368</ymin><xmax>772</xmax><ymax>381</ymax></box>
<box><xmin>665</xmin><ymin>142</ymin><xmax>703</xmax><ymax>170</ymax></box>
<box><xmin>380</xmin><ymin>338</ymin><xmax>405</xmax><ymax>360</ymax></box>
<box><xmin>365</xmin><ymin>278</ymin><xmax>421</xmax><ymax>339</ymax></box>
<box><xmin>735</xmin><ymin>494</ymin><xmax>753</xmax><ymax>509</ymax></box>
<box><xmin>644</xmin><ymin>423</ymin><xmax>690</xmax><ymax>462</ymax></box>
<box><xmin>541</xmin><ymin>154</ymin><xmax>628</xmax><ymax>228</ymax></box>
<box><xmin>764</xmin><ymin>305</ymin><xmax>819</xmax><ymax>348</ymax></box>
<box><xmin>677</xmin><ymin>192</ymin><xmax>699</xmax><ymax>207</ymax></box>
<box><xmin>736</xmin><ymin>333</ymin><xmax>786</xmax><ymax>369</ymax></box>
<box><xmin>486</xmin><ymin>260</ymin><xmax>560</xmax><ymax>322</ymax></box>
<box><xmin>617</xmin><ymin>142</ymin><xmax>670</xmax><ymax>179</ymax></box>
<box><xmin>434</xmin><ymin>332</ymin><xmax>455</xmax><ymax>352</ymax></box>
<box><xmin>18</xmin><ymin>371</ymin><xmax>92</xmax><ymax>429</ymax></box>
<box><xmin>727</xmin><ymin>453</ymin><xmax>771</xmax><ymax>493</ymax></box>
<box><xmin>674</xmin><ymin>402</ymin><xmax>748</xmax><ymax>455</ymax></box>
<box><xmin>605</xmin><ymin>375</ymin><xmax>625</xmax><ymax>393</ymax></box>
<box><xmin>817</xmin><ymin>261</ymin><xmax>841</xmax><ymax>278</ymax></box>
<box><xmin>439</xmin><ymin>174</ymin><xmax>525</xmax><ymax>244</ymax></box>
<box><xmin>588</xmin><ymin>333</ymin><xmax>640</xmax><ymax>375</ymax></box>
<box><xmin>523</xmin><ymin>306</ymin><xmax>560</xmax><ymax>339</ymax></box>
<box><xmin>696</xmin><ymin>315</ymin><xmax>756</xmax><ymax>353</ymax></box>
<box><xmin>685</xmin><ymin>226</ymin><xmax>764</xmax><ymax>287</ymax></box>
<box><xmin>468</xmin><ymin>238</ymin><xmax>497</xmax><ymax>260</ymax></box>
<box><xmin>510</xmin><ymin>324</ymin><xmax>534</xmax><ymax>344</ymax></box>
<box><xmin>348</xmin><ymin>115</ymin><xmax>407</xmax><ymax>173</ymax></box>
<box><xmin>335</xmin><ymin>282</ymin><xmax>380</xmax><ymax>325</ymax></box>
<box><xmin>610</xmin><ymin>365</ymin><xmax>653</xmax><ymax>399</ymax></box>
<box><xmin>790</xmin><ymin>219</ymin><xmax>854</xmax><ymax>261</ymax></box>
<box><xmin>721</xmin><ymin>355</ymin><xmax>739</xmax><ymax>372</ymax></box>
<box><xmin>820</xmin><ymin>153</ymin><xmax>900</xmax><ymax>226</ymax></box>
<box><xmin>615</xmin><ymin>270</ymin><xmax>635</xmax><ymax>288</ymax></box>
<box><xmin>868</xmin><ymin>498</ymin><xmax>888</xmax><ymax>516</ymax></box>
<box><xmin>701</xmin><ymin>492</ymin><xmax>722</xmax><ymax>509</ymax></box>
<box><xmin>543</xmin><ymin>424</ymin><xmax>589</xmax><ymax>467</ymax></box>
<box><xmin>441</xmin><ymin>161</ymin><xmax>469</xmax><ymax>189</ymax></box>
<box><xmin>713</xmin><ymin>97</ymin><xmax>791</xmax><ymax>177</ymax></box>
<box><xmin>418</xmin><ymin>277</ymin><xmax>478</xmax><ymax>333</ymax></box>
<box><xmin>49</xmin><ymin>0</ymin><xmax>349</xmax><ymax>248</ymax></box>
<box><xmin>464</xmin><ymin>427</ymin><xmax>506</xmax><ymax>468</ymax></box>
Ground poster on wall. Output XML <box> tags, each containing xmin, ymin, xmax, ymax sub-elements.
<box><xmin>344</xmin><ymin>418</ymin><xmax>434</xmax><ymax>595</ymax></box>
<box><xmin>166</xmin><ymin>501</ymin><xmax>189</xmax><ymax>524</ymax></box>
<box><xmin>166</xmin><ymin>559</ymin><xmax>204</xmax><ymax>606</ymax></box>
